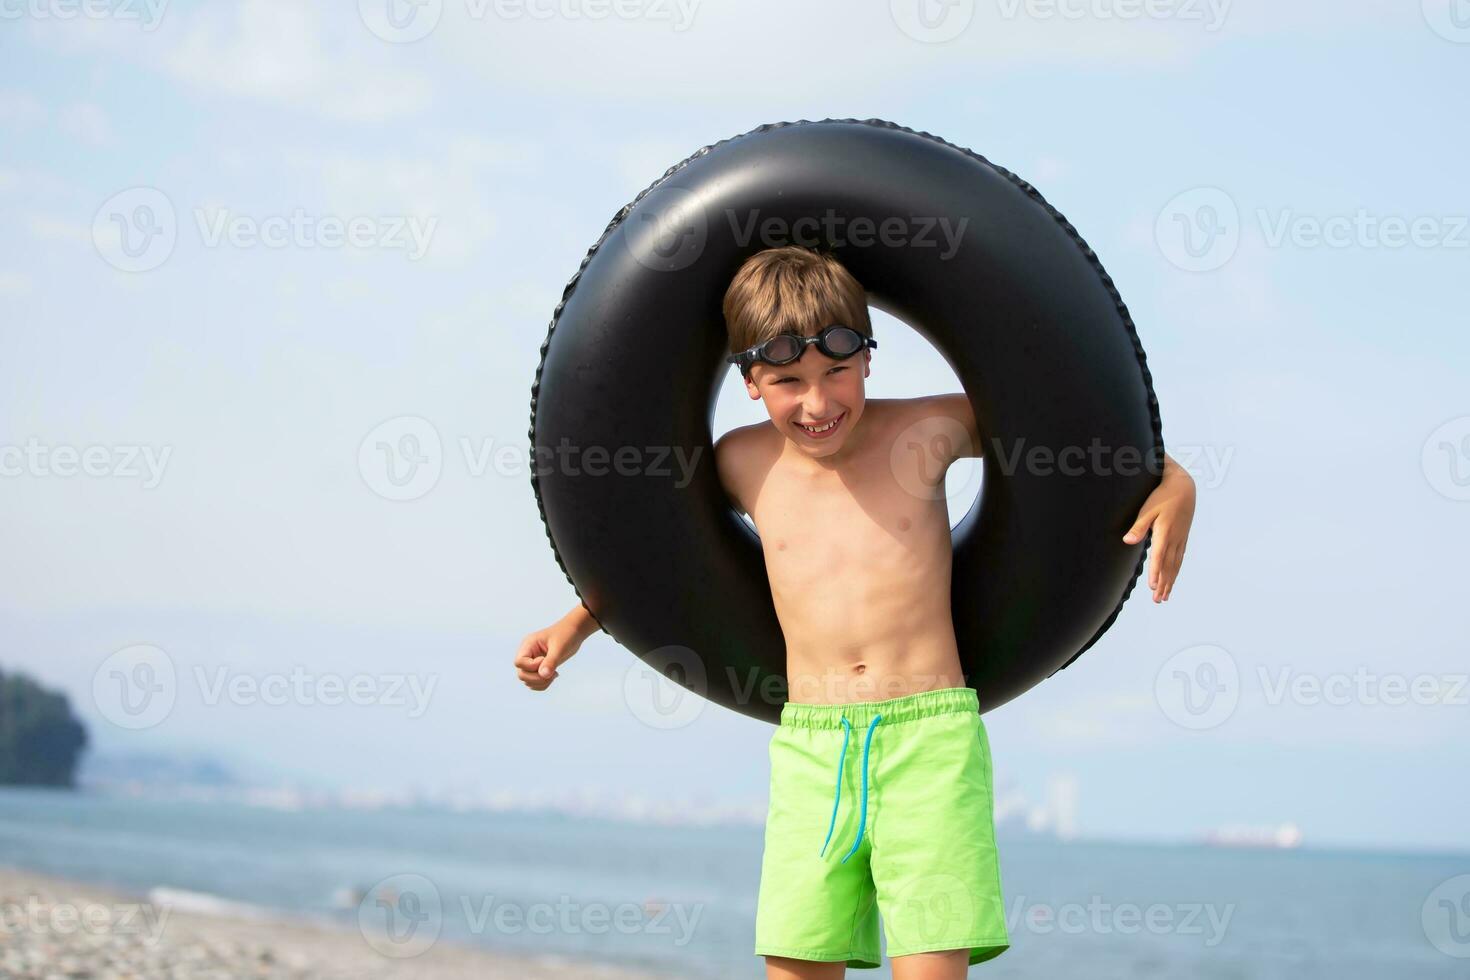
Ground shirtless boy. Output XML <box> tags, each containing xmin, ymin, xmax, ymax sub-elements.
<box><xmin>515</xmin><ymin>246</ymin><xmax>1197</xmax><ymax>978</ymax></box>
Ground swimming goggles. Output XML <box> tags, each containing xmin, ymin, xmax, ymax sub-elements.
<box><xmin>726</xmin><ymin>324</ymin><xmax>877</xmax><ymax>373</ymax></box>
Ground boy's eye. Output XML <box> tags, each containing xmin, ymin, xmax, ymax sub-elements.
<box><xmin>828</xmin><ymin>366</ymin><xmax>847</xmax><ymax>374</ymax></box>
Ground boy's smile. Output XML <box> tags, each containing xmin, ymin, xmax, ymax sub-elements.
<box><xmin>794</xmin><ymin>411</ymin><xmax>845</xmax><ymax>439</ymax></box>
<box><xmin>744</xmin><ymin>346</ymin><xmax>871</xmax><ymax>460</ymax></box>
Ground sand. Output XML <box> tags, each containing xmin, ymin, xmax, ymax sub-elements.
<box><xmin>0</xmin><ymin>865</ymin><xmax>670</xmax><ymax>980</ymax></box>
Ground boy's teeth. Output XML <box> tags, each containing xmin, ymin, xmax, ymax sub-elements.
<box><xmin>801</xmin><ymin>418</ymin><xmax>838</xmax><ymax>433</ymax></box>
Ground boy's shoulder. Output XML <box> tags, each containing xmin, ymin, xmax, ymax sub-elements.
<box><xmin>713</xmin><ymin>421</ymin><xmax>779</xmax><ymax>515</ymax></box>
<box><xmin>869</xmin><ymin>394</ymin><xmax>980</xmax><ymax>436</ymax></box>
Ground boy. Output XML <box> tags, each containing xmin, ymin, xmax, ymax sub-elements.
<box><xmin>515</xmin><ymin>246</ymin><xmax>1197</xmax><ymax>978</ymax></box>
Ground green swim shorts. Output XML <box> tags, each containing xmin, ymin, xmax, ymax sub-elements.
<box><xmin>754</xmin><ymin>686</ymin><xmax>1010</xmax><ymax>968</ymax></box>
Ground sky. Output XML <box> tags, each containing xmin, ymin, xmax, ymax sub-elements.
<box><xmin>1</xmin><ymin>0</ymin><xmax>1467</xmax><ymax>852</ymax></box>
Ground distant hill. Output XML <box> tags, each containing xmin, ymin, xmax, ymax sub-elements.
<box><xmin>0</xmin><ymin>669</ymin><xmax>89</xmax><ymax>787</ymax></box>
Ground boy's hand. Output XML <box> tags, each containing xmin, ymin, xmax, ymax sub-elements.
<box><xmin>1122</xmin><ymin>453</ymin><xmax>1196</xmax><ymax>603</ymax></box>
<box><xmin>513</xmin><ymin>605</ymin><xmax>597</xmax><ymax>691</ymax></box>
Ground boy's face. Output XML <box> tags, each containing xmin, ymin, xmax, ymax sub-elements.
<box><xmin>743</xmin><ymin>346</ymin><xmax>871</xmax><ymax>460</ymax></box>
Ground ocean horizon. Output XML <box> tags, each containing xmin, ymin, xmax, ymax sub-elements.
<box><xmin>1</xmin><ymin>786</ymin><xmax>1465</xmax><ymax>978</ymax></box>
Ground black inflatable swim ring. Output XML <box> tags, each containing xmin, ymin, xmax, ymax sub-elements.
<box><xmin>529</xmin><ymin>118</ymin><xmax>1163</xmax><ymax>724</ymax></box>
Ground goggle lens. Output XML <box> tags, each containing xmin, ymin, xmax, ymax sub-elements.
<box><xmin>821</xmin><ymin>326</ymin><xmax>863</xmax><ymax>356</ymax></box>
<box><xmin>763</xmin><ymin>335</ymin><xmax>803</xmax><ymax>363</ymax></box>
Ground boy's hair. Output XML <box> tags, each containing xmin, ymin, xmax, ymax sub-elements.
<box><xmin>722</xmin><ymin>246</ymin><xmax>872</xmax><ymax>369</ymax></box>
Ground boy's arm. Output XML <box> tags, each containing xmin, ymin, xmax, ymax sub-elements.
<box><xmin>912</xmin><ymin>396</ymin><xmax>1194</xmax><ymax>602</ymax></box>
<box><xmin>514</xmin><ymin>603</ymin><xmax>601</xmax><ymax>690</ymax></box>
<box><xmin>714</xmin><ymin>427</ymin><xmax>756</xmax><ymax>516</ymax></box>
<box><xmin>1123</xmin><ymin>453</ymin><xmax>1196</xmax><ymax>602</ymax></box>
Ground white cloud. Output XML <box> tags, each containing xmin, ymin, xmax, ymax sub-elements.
<box><xmin>428</xmin><ymin>0</ymin><xmax>1411</xmax><ymax>103</ymax></box>
<box><xmin>28</xmin><ymin>214</ymin><xmax>91</xmax><ymax>245</ymax></box>
<box><xmin>0</xmin><ymin>169</ymin><xmax>71</xmax><ymax>197</ymax></box>
<box><xmin>0</xmin><ymin>95</ymin><xmax>112</xmax><ymax>146</ymax></box>
<box><xmin>59</xmin><ymin>102</ymin><xmax>112</xmax><ymax>147</ymax></box>
<box><xmin>0</xmin><ymin>90</ymin><xmax>45</xmax><ymax>126</ymax></box>
<box><xmin>282</xmin><ymin>136</ymin><xmax>545</xmax><ymax>264</ymax></box>
<box><xmin>0</xmin><ymin>271</ymin><xmax>34</xmax><ymax>296</ymax></box>
<box><xmin>1033</xmin><ymin>154</ymin><xmax>1070</xmax><ymax>184</ymax></box>
<box><xmin>162</xmin><ymin>0</ymin><xmax>432</xmax><ymax>121</ymax></box>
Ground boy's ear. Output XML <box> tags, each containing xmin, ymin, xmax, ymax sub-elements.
<box><xmin>744</xmin><ymin>371</ymin><xmax>761</xmax><ymax>399</ymax></box>
<box><xmin>863</xmin><ymin>349</ymin><xmax>872</xmax><ymax>378</ymax></box>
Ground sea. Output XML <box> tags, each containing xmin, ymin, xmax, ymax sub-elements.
<box><xmin>0</xmin><ymin>787</ymin><xmax>1464</xmax><ymax>979</ymax></box>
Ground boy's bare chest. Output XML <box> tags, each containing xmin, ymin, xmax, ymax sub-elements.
<box><xmin>748</xmin><ymin>462</ymin><xmax>949</xmax><ymax>576</ymax></box>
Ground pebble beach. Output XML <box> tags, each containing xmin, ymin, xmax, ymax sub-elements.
<box><xmin>0</xmin><ymin>866</ymin><xmax>669</xmax><ymax>980</ymax></box>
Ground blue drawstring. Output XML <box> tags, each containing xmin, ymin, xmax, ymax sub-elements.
<box><xmin>817</xmin><ymin>713</ymin><xmax>883</xmax><ymax>863</ymax></box>
<box><xmin>817</xmin><ymin>717</ymin><xmax>850</xmax><ymax>858</ymax></box>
